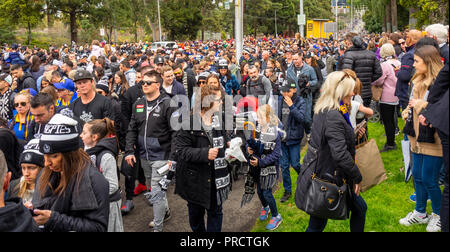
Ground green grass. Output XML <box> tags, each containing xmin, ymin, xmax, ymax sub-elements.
<box><xmin>251</xmin><ymin>120</ymin><xmax>434</xmax><ymax>232</ymax></box>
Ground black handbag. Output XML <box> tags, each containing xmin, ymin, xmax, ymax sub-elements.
<box><xmin>295</xmin><ymin>112</ymin><xmax>349</xmax><ymax>220</ymax></box>
<box><xmin>303</xmin><ymin>145</ymin><xmax>350</xmax><ymax>220</ymax></box>
<box><xmin>403</xmin><ymin>109</ymin><xmax>416</xmax><ymax>137</ymax></box>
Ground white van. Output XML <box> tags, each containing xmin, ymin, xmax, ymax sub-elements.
<box><xmin>151</xmin><ymin>41</ymin><xmax>177</xmax><ymax>51</ymax></box>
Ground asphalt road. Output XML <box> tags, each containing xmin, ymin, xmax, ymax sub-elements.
<box><xmin>120</xmin><ymin>173</ymin><xmax>262</xmax><ymax>232</ymax></box>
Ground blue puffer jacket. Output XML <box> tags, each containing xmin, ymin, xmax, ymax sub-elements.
<box><xmin>395</xmin><ymin>45</ymin><xmax>415</xmax><ymax>107</ymax></box>
<box><xmin>277</xmin><ymin>94</ymin><xmax>306</xmax><ymax>145</ymax></box>
<box><xmin>220</xmin><ymin>74</ymin><xmax>240</xmax><ymax>95</ymax></box>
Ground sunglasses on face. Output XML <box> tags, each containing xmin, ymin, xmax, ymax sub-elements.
<box><xmin>142</xmin><ymin>81</ymin><xmax>159</xmax><ymax>86</ymax></box>
<box><xmin>174</xmin><ymin>71</ymin><xmax>182</xmax><ymax>75</ymax></box>
<box><xmin>14</xmin><ymin>102</ymin><xmax>28</xmax><ymax>107</ymax></box>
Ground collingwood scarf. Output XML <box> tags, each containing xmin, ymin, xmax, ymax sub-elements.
<box><xmin>206</xmin><ymin>114</ymin><xmax>231</xmax><ymax>206</ymax></box>
<box><xmin>241</xmin><ymin>125</ymin><xmax>278</xmax><ymax>207</ymax></box>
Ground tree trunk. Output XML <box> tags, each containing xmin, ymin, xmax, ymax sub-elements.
<box><xmin>27</xmin><ymin>22</ymin><xmax>32</xmax><ymax>45</ymax></box>
<box><xmin>134</xmin><ymin>20</ymin><xmax>138</xmax><ymax>42</ymax></box>
<box><xmin>253</xmin><ymin>18</ymin><xmax>257</xmax><ymax>38</ymax></box>
<box><xmin>70</xmin><ymin>10</ymin><xmax>78</xmax><ymax>43</ymax></box>
<box><xmin>408</xmin><ymin>7</ymin><xmax>417</xmax><ymax>29</ymax></box>
<box><xmin>385</xmin><ymin>3</ymin><xmax>391</xmax><ymax>33</ymax></box>
<box><xmin>391</xmin><ymin>0</ymin><xmax>397</xmax><ymax>32</ymax></box>
<box><xmin>46</xmin><ymin>0</ymin><xmax>53</xmax><ymax>28</ymax></box>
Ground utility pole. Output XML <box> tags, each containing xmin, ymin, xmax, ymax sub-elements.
<box><xmin>275</xmin><ymin>9</ymin><xmax>277</xmax><ymax>38</ymax></box>
<box><xmin>335</xmin><ymin>0</ymin><xmax>338</xmax><ymax>40</ymax></box>
<box><xmin>299</xmin><ymin>0</ymin><xmax>304</xmax><ymax>37</ymax></box>
<box><xmin>235</xmin><ymin>0</ymin><xmax>243</xmax><ymax>63</ymax></box>
<box><xmin>351</xmin><ymin>0</ymin><xmax>353</xmax><ymax>31</ymax></box>
<box><xmin>157</xmin><ymin>0</ymin><xmax>162</xmax><ymax>41</ymax></box>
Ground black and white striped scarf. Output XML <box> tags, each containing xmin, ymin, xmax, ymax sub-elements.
<box><xmin>205</xmin><ymin>114</ymin><xmax>231</xmax><ymax>206</ymax></box>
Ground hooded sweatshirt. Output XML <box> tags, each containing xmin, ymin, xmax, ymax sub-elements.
<box><xmin>0</xmin><ymin>197</ymin><xmax>39</xmax><ymax>232</ymax></box>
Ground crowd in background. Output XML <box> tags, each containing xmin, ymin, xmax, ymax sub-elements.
<box><xmin>0</xmin><ymin>23</ymin><xmax>448</xmax><ymax>232</ymax></box>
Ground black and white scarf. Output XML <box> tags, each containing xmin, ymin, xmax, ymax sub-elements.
<box><xmin>205</xmin><ymin>114</ymin><xmax>231</xmax><ymax>206</ymax></box>
<box><xmin>258</xmin><ymin>126</ymin><xmax>278</xmax><ymax>190</ymax></box>
<box><xmin>241</xmin><ymin>125</ymin><xmax>278</xmax><ymax>207</ymax></box>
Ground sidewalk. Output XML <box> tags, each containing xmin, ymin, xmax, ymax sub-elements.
<box><xmin>121</xmin><ymin>174</ymin><xmax>261</xmax><ymax>232</ymax></box>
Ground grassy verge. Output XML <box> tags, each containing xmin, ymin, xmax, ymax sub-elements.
<box><xmin>251</xmin><ymin>120</ymin><xmax>435</xmax><ymax>232</ymax></box>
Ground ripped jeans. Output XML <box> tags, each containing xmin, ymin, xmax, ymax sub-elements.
<box><xmin>141</xmin><ymin>159</ymin><xmax>169</xmax><ymax>232</ymax></box>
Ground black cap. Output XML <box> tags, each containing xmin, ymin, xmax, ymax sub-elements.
<box><xmin>73</xmin><ymin>69</ymin><xmax>93</xmax><ymax>82</ymax></box>
<box><xmin>280</xmin><ymin>81</ymin><xmax>297</xmax><ymax>92</ymax></box>
<box><xmin>154</xmin><ymin>56</ymin><xmax>164</xmax><ymax>65</ymax></box>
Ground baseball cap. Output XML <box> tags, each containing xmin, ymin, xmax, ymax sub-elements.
<box><xmin>304</xmin><ymin>51</ymin><xmax>314</xmax><ymax>58</ymax></box>
<box><xmin>53</xmin><ymin>78</ymin><xmax>75</xmax><ymax>92</ymax></box>
<box><xmin>73</xmin><ymin>69</ymin><xmax>93</xmax><ymax>82</ymax></box>
<box><xmin>280</xmin><ymin>81</ymin><xmax>297</xmax><ymax>92</ymax></box>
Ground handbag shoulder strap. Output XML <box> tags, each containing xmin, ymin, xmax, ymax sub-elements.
<box><xmin>310</xmin><ymin>111</ymin><xmax>327</xmax><ymax>175</ymax></box>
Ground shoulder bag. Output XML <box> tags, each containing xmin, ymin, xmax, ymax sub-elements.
<box><xmin>295</xmin><ymin>112</ymin><xmax>349</xmax><ymax>220</ymax></box>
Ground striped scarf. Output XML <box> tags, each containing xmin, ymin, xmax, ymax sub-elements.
<box><xmin>207</xmin><ymin>115</ymin><xmax>231</xmax><ymax>206</ymax></box>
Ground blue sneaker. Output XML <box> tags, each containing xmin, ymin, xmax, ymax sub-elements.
<box><xmin>259</xmin><ymin>206</ymin><xmax>270</xmax><ymax>221</ymax></box>
<box><xmin>266</xmin><ymin>214</ymin><xmax>282</xmax><ymax>230</ymax></box>
<box><xmin>409</xmin><ymin>192</ymin><xmax>416</xmax><ymax>202</ymax></box>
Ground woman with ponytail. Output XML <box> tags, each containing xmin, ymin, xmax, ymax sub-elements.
<box><xmin>81</xmin><ymin>117</ymin><xmax>123</xmax><ymax>232</ymax></box>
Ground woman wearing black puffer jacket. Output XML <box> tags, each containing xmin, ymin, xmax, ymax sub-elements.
<box><xmin>31</xmin><ymin>114</ymin><xmax>110</xmax><ymax>232</ymax></box>
<box><xmin>296</xmin><ymin>71</ymin><xmax>367</xmax><ymax>232</ymax></box>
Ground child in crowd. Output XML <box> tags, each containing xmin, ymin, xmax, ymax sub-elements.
<box><xmin>81</xmin><ymin>118</ymin><xmax>123</xmax><ymax>232</ymax></box>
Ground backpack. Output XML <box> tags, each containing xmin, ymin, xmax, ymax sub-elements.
<box><xmin>92</xmin><ymin>150</ymin><xmax>122</xmax><ymax>202</ymax></box>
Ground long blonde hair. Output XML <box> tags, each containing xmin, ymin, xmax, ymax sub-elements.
<box><xmin>314</xmin><ymin>71</ymin><xmax>356</xmax><ymax>114</ymax></box>
<box><xmin>411</xmin><ymin>45</ymin><xmax>444</xmax><ymax>90</ymax></box>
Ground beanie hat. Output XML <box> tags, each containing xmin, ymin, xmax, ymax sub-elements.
<box><xmin>20</xmin><ymin>138</ymin><xmax>44</xmax><ymax>167</ymax></box>
<box><xmin>40</xmin><ymin>114</ymin><xmax>80</xmax><ymax>154</ymax></box>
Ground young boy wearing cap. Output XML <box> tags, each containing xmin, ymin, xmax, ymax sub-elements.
<box><xmin>277</xmin><ymin>81</ymin><xmax>306</xmax><ymax>202</ymax></box>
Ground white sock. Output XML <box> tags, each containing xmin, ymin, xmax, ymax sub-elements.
<box><xmin>414</xmin><ymin>210</ymin><xmax>427</xmax><ymax>218</ymax></box>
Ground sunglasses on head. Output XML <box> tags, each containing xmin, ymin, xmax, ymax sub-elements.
<box><xmin>14</xmin><ymin>102</ymin><xmax>27</xmax><ymax>107</ymax></box>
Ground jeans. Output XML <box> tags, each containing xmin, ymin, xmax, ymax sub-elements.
<box><xmin>412</xmin><ymin>153</ymin><xmax>443</xmax><ymax>215</ymax></box>
<box><xmin>306</xmin><ymin>193</ymin><xmax>367</xmax><ymax>232</ymax></box>
<box><xmin>379</xmin><ymin>103</ymin><xmax>396</xmax><ymax>147</ymax></box>
<box><xmin>187</xmin><ymin>202</ymin><xmax>223</xmax><ymax>232</ymax></box>
<box><xmin>141</xmin><ymin>159</ymin><xmax>169</xmax><ymax>232</ymax></box>
<box><xmin>280</xmin><ymin>142</ymin><xmax>301</xmax><ymax>193</ymax></box>
<box><xmin>256</xmin><ymin>184</ymin><xmax>278</xmax><ymax>217</ymax></box>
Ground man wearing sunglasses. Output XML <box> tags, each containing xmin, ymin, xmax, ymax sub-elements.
<box><xmin>124</xmin><ymin>70</ymin><xmax>179</xmax><ymax>232</ymax></box>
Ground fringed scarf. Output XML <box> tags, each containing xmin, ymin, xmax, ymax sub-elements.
<box><xmin>241</xmin><ymin>125</ymin><xmax>279</xmax><ymax>207</ymax></box>
<box><xmin>206</xmin><ymin>114</ymin><xmax>231</xmax><ymax>206</ymax></box>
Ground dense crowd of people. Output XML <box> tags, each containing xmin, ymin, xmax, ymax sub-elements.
<box><xmin>0</xmin><ymin>22</ymin><xmax>448</xmax><ymax>232</ymax></box>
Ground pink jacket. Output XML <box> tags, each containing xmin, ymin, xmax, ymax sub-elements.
<box><xmin>372</xmin><ymin>59</ymin><xmax>401</xmax><ymax>103</ymax></box>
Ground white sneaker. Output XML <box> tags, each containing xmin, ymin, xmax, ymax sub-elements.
<box><xmin>426</xmin><ymin>213</ymin><xmax>441</xmax><ymax>232</ymax></box>
<box><xmin>399</xmin><ymin>211</ymin><xmax>429</xmax><ymax>226</ymax></box>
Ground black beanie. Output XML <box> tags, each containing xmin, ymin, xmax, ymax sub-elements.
<box><xmin>20</xmin><ymin>138</ymin><xmax>44</xmax><ymax>167</ymax></box>
<box><xmin>40</xmin><ymin>114</ymin><xmax>80</xmax><ymax>154</ymax></box>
